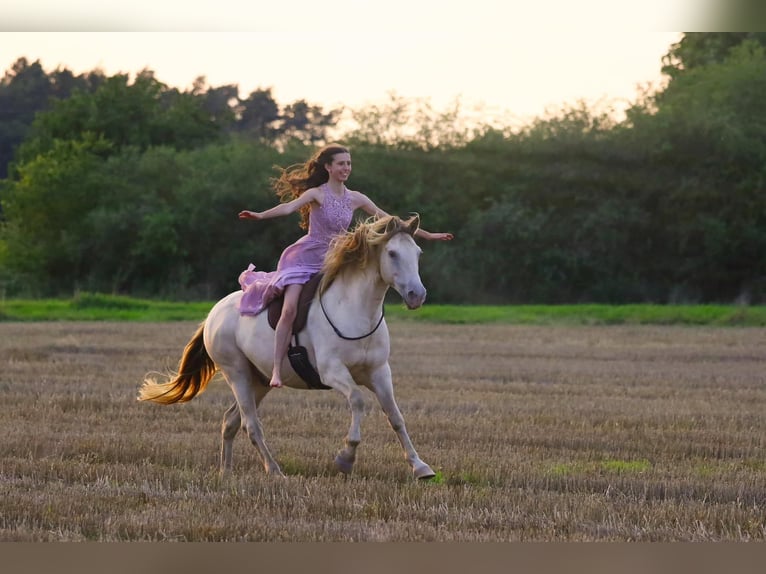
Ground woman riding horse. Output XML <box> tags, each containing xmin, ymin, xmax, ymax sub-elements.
<box><xmin>140</xmin><ymin>214</ymin><xmax>439</xmax><ymax>480</ymax></box>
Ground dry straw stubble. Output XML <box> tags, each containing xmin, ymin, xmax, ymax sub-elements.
<box><xmin>1</xmin><ymin>321</ymin><xmax>765</xmax><ymax>541</ymax></box>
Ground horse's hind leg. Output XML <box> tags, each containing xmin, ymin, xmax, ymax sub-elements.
<box><xmin>220</xmin><ymin>402</ymin><xmax>240</xmax><ymax>473</ymax></box>
<box><xmin>220</xmin><ymin>365</ymin><xmax>282</xmax><ymax>476</ymax></box>
<box><xmin>220</xmin><ymin>367</ymin><xmax>272</xmax><ymax>474</ymax></box>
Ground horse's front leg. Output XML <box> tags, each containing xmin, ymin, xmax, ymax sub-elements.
<box><xmin>321</xmin><ymin>361</ymin><xmax>366</xmax><ymax>475</ymax></box>
<box><xmin>368</xmin><ymin>363</ymin><xmax>436</xmax><ymax>480</ymax></box>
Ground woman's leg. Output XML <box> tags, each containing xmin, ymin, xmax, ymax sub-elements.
<box><xmin>271</xmin><ymin>283</ymin><xmax>302</xmax><ymax>388</ymax></box>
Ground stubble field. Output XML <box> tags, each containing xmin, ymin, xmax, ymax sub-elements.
<box><xmin>1</xmin><ymin>320</ymin><xmax>765</xmax><ymax>541</ymax></box>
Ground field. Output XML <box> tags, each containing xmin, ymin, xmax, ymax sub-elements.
<box><xmin>1</xmin><ymin>319</ymin><xmax>765</xmax><ymax>541</ymax></box>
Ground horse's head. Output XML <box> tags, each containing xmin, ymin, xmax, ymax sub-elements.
<box><xmin>321</xmin><ymin>214</ymin><xmax>427</xmax><ymax>309</ymax></box>
<box><xmin>379</xmin><ymin>216</ymin><xmax>426</xmax><ymax>310</ymax></box>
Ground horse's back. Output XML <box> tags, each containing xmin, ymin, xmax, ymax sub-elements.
<box><xmin>205</xmin><ymin>291</ymin><xmax>241</xmax><ymax>341</ymax></box>
<box><xmin>205</xmin><ymin>291</ymin><xmax>265</xmax><ymax>367</ymax></box>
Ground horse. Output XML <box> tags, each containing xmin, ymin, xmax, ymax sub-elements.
<box><xmin>138</xmin><ymin>214</ymin><xmax>436</xmax><ymax>480</ymax></box>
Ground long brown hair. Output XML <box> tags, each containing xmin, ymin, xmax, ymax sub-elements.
<box><xmin>272</xmin><ymin>143</ymin><xmax>350</xmax><ymax>230</ymax></box>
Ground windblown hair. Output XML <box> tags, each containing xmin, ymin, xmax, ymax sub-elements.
<box><xmin>320</xmin><ymin>214</ymin><xmax>420</xmax><ymax>293</ymax></box>
<box><xmin>272</xmin><ymin>143</ymin><xmax>350</xmax><ymax>230</ymax></box>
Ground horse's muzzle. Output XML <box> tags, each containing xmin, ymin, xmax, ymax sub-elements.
<box><xmin>403</xmin><ymin>285</ymin><xmax>427</xmax><ymax>310</ymax></box>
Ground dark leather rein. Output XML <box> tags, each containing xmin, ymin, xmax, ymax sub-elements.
<box><xmin>319</xmin><ymin>293</ymin><xmax>385</xmax><ymax>341</ymax></box>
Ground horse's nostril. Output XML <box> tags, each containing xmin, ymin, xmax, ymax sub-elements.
<box><xmin>405</xmin><ymin>288</ymin><xmax>426</xmax><ymax>309</ymax></box>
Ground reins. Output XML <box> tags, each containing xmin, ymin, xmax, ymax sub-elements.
<box><xmin>319</xmin><ymin>292</ymin><xmax>385</xmax><ymax>341</ymax></box>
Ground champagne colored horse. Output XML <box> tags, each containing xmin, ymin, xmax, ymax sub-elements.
<box><xmin>139</xmin><ymin>215</ymin><xmax>436</xmax><ymax>480</ymax></box>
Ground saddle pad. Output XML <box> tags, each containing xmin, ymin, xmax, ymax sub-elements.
<box><xmin>267</xmin><ymin>272</ymin><xmax>323</xmax><ymax>333</ymax></box>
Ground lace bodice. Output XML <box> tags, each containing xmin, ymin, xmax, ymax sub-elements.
<box><xmin>307</xmin><ymin>184</ymin><xmax>353</xmax><ymax>244</ymax></box>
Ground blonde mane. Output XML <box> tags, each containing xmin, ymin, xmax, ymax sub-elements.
<box><xmin>320</xmin><ymin>214</ymin><xmax>420</xmax><ymax>293</ymax></box>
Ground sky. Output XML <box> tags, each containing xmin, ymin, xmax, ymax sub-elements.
<box><xmin>0</xmin><ymin>1</ymin><xmax>705</xmax><ymax>127</ymax></box>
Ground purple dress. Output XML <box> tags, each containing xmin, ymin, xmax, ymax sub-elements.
<box><xmin>238</xmin><ymin>183</ymin><xmax>354</xmax><ymax>315</ymax></box>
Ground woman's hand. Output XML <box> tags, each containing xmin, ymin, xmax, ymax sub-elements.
<box><xmin>419</xmin><ymin>230</ymin><xmax>454</xmax><ymax>241</ymax></box>
<box><xmin>238</xmin><ymin>210</ymin><xmax>263</xmax><ymax>220</ymax></box>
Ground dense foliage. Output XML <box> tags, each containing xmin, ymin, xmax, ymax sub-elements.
<box><xmin>1</xmin><ymin>33</ymin><xmax>766</xmax><ymax>303</ymax></box>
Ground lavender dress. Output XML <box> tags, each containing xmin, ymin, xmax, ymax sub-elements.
<box><xmin>238</xmin><ymin>183</ymin><xmax>354</xmax><ymax>315</ymax></box>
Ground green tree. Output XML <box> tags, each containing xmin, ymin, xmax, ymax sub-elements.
<box><xmin>661</xmin><ymin>32</ymin><xmax>766</xmax><ymax>79</ymax></box>
<box><xmin>14</xmin><ymin>69</ymin><xmax>225</xmax><ymax>167</ymax></box>
<box><xmin>235</xmin><ymin>88</ymin><xmax>280</xmax><ymax>140</ymax></box>
<box><xmin>0</xmin><ymin>58</ymin><xmax>103</xmax><ymax>179</ymax></box>
<box><xmin>0</xmin><ymin>135</ymin><xmax>111</xmax><ymax>293</ymax></box>
<box><xmin>630</xmin><ymin>39</ymin><xmax>766</xmax><ymax>301</ymax></box>
<box><xmin>278</xmin><ymin>99</ymin><xmax>342</xmax><ymax>145</ymax></box>
<box><xmin>345</xmin><ymin>93</ymin><xmax>473</xmax><ymax>150</ymax></box>
<box><xmin>190</xmin><ymin>76</ymin><xmax>237</xmax><ymax>132</ymax></box>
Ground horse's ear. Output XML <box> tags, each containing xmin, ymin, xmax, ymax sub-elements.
<box><xmin>383</xmin><ymin>216</ymin><xmax>398</xmax><ymax>236</ymax></box>
<box><xmin>406</xmin><ymin>213</ymin><xmax>420</xmax><ymax>236</ymax></box>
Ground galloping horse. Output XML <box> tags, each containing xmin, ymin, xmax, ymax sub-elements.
<box><xmin>139</xmin><ymin>215</ymin><xmax>436</xmax><ymax>480</ymax></box>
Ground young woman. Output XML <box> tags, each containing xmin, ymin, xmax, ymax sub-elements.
<box><xmin>238</xmin><ymin>143</ymin><xmax>453</xmax><ymax>388</ymax></box>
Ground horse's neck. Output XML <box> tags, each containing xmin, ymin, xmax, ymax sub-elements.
<box><xmin>324</xmin><ymin>265</ymin><xmax>387</xmax><ymax>318</ymax></box>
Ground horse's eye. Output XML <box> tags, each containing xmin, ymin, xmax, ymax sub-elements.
<box><xmin>388</xmin><ymin>250</ymin><xmax>398</xmax><ymax>260</ymax></box>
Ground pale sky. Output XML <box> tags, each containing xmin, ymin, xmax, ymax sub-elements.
<box><xmin>0</xmin><ymin>1</ymin><xmax>701</xmax><ymax>127</ymax></box>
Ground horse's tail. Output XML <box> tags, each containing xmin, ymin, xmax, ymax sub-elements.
<box><xmin>138</xmin><ymin>322</ymin><xmax>216</xmax><ymax>404</ymax></box>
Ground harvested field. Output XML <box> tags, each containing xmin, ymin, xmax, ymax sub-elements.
<box><xmin>1</xmin><ymin>321</ymin><xmax>765</xmax><ymax>541</ymax></box>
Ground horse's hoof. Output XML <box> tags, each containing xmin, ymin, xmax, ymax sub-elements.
<box><xmin>334</xmin><ymin>455</ymin><xmax>354</xmax><ymax>475</ymax></box>
<box><xmin>413</xmin><ymin>463</ymin><xmax>436</xmax><ymax>480</ymax></box>
<box><xmin>265</xmin><ymin>465</ymin><xmax>285</xmax><ymax>478</ymax></box>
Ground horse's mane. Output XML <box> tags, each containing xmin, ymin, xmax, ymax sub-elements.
<box><xmin>320</xmin><ymin>214</ymin><xmax>420</xmax><ymax>293</ymax></box>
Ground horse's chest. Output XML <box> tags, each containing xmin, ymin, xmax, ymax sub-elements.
<box><xmin>333</xmin><ymin>341</ymin><xmax>388</xmax><ymax>367</ymax></box>
<box><xmin>312</xmin><ymin>334</ymin><xmax>389</xmax><ymax>370</ymax></box>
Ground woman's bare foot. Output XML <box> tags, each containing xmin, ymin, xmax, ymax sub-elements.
<box><xmin>269</xmin><ymin>372</ymin><xmax>283</xmax><ymax>388</ymax></box>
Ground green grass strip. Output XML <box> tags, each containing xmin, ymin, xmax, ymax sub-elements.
<box><xmin>0</xmin><ymin>293</ymin><xmax>211</xmax><ymax>322</ymax></box>
<box><xmin>2</xmin><ymin>293</ymin><xmax>766</xmax><ymax>325</ymax></box>
<box><xmin>382</xmin><ymin>303</ymin><xmax>766</xmax><ymax>326</ymax></box>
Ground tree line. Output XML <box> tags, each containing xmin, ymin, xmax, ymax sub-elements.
<box><xmin>2</xmin><ymin>33</ymin><xmax>766</xmax><ymax>304</ymax></box>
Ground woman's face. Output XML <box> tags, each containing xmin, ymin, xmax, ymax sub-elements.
<box><xmin>325</xmin><ymin>152</ymin><xmax>352</xmax><ymax>182</ymax></box>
